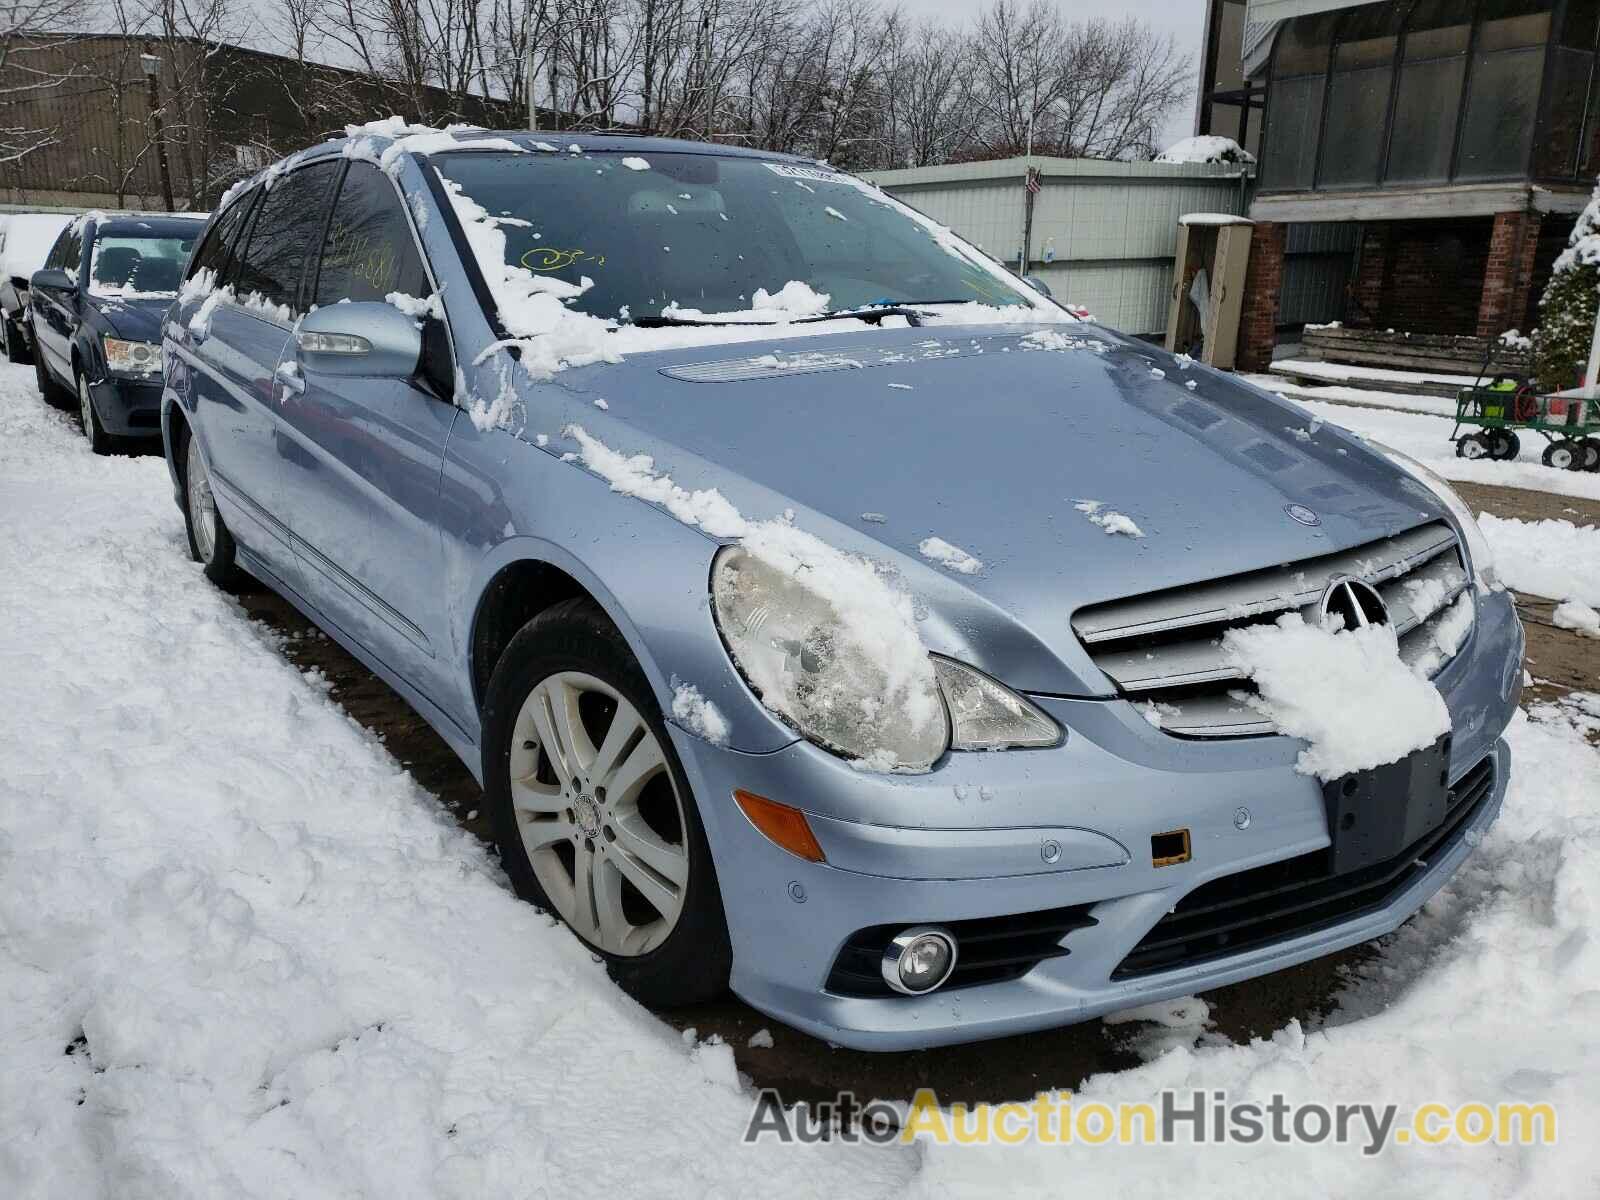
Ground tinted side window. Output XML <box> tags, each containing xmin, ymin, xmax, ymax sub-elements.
<box><xmin>189</xmin><ymin>192</ymin><xmax>254</xmax><ymax>281</ymax></box>
<box><xmin>313</xmin><ymin>164</ymin><xmax>429</xmax><ymax>306</ymax></box>
<box><xmin>233</xmin><ymin>161</ymin><xmax>338</xmax><ymax>312</ymax></box>
<box><xmin>61</xmin><ymin>231</ymin><xmax>83</xmax><ymax>282</ymax></box>
<box><xmin>44</xmin><ymin>230</ymin><xmax>70</xmax><ymax>270</ymax></box>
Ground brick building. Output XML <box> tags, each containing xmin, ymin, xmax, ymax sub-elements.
<box><xmin>0</xmin><ymin>34</ymin><xmax>531</xmax><ymax>212</ymax></box>
<box><xmin>1198</xmin><ymin>0</ymin><xmax>1596</xmax><ymax>370</ymax></box>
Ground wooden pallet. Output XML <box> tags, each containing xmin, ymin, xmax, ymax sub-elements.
<box><xmin>1300</xmin><ymin>326</ymin><xmax>1529</xmax><ymax>377</ymax></box>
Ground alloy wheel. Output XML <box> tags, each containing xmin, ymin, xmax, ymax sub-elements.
<box><xmin>186</xmin><ymin>442</ymin><xmax>217</xmax><ymax>563</ymax></box>
<box><xmin>508</xmin><ymin>671</ymin><xmax>690</xmax><ymax>956</ymax></box>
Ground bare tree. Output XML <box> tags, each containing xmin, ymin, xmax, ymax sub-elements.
<box><xmin>0</xmin><ymin>0</ymin><xmax>87</xmax><ymax>169</ymax></box>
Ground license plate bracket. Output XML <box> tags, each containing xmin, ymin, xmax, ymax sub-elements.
<box><xmin>1322</xmin><ymin>736</ymin><xmax>1452</xmax><ymax>875</ymax></box>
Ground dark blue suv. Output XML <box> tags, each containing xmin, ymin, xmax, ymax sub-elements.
<box><xmin>30</xmin><ymin>212</ymin><xmax>204</xmax><ymax>452</ymax></box>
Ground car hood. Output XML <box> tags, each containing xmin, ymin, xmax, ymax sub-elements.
<box><xmin>91</xmin><ymin>295</ymin><xmax>170</xmax><ymax>341</ymax></box>
<box><xmin>536</xmin><ymin>322</ymin><xmax>1451</xmax><ymax>694</ymax></box>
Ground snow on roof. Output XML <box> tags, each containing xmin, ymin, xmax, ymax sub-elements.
<box><xmin>1179</xmin><ymin>212</ymin><xmax>1252</xmax><ymax>226</ymax></box>
<box><xmin>1156</xmin><ymin>135</ymin><xmax>1256</xmax><ymax>166</ymax></box>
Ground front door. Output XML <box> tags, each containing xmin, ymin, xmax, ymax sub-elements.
<box><xmin>180</xmin><ymin>160</ymin><xmax>340</xmax><ymax>582</ymax></box>
<box><xmin>271</xmin><ymin>162</ymin><xmax>459</xmax><ymax>708</ymax></box>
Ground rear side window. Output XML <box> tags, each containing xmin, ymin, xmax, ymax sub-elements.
<box><xmin>233</xmin><ymin>161</ymin><xmax>338</xmax><ymax>313</ymax></box>
<box><xmin>49</xmin><ymin>228</ymin><xmax>82</xmax><ymax>278</ymax></box>
<box><xmin>188</xmin><ymin>192</ymin><xmax>254</xmax><ymax>281</ymax></box>
<box><xmin>313</xmin><ymin>164</ymin><xmax>429</xmax><ymax>306</ymax></box>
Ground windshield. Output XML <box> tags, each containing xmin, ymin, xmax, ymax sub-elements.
<box><xmin>432</xmin><ymin>150</ymin><xmax>1038</xmax><ymax>325</ymax></box>
<box><xmin>89</xmin><ymin>232</ymin><xmax>196</xmax><ymax>298</ymax></box>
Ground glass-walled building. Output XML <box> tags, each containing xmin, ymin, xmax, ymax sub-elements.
<box><xmin>1209</xmin><ymin>0</ymin><xmax>1598</xmax><ymax>371</ymax></box>
<box><xmin>1260</xmin><ymin>0</ymin><xmax>1598</xmax><ymax>192</ymax></box>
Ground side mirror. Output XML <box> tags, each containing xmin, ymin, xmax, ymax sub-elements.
<box><xmin>296</xmin><ymin>301</ymin><xmax>422</xmax><ymax>380</ymax></box>
<box><xmin>1023</xmin><ymin>274</ymin><xmax>1054</xmax><ymax>299</ymax></box>
<box><xmin>31</xmin><ymin>267</ymin><xmax>73</xmax><ymax>292</ymax></box>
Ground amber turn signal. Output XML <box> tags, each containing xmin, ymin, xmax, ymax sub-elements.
<box><xmin>733</xmin><ymin>790</ymin><xmax>826</xmax><ymax>863</ymax></box>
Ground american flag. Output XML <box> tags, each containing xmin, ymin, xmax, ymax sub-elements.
<box><xmin>1024</xmin><ymin>168</ymin><xmax>1041</xmax><ymax>194</ymax></box>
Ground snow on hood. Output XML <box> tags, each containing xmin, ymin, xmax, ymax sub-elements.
<box><xmin>535</xmin><ymin>324</ymin><xmax>1452</xmax><ymax>647</ymax></box>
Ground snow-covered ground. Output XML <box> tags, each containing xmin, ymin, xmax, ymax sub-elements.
<box><xmin>3</xmin><ymin>362</ymin><xmax>1598</xmax><ymax>1196</ymax></box>
<box><xmin>1241</xmin><ymin>373</ymin><xmax>1458</xmax><ymax>419</ymax></box>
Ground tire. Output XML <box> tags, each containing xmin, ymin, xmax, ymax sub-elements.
<box><xmin>1544</xmin><ymin>439</ymin><xmax>1584</xmax><ymax>472</ymax></box>
<box><xmin>2</xmin><ymin>314</ymin><xmax>29</xmax><ymax>364</ymax></box>
<box><xmin>1486</xmin><ymin>429</ymin><xmax>1517</xmax><ymax>460</ymax></box>
<box><xmin>176</xmin><ymin>422</ymin><xmax>244</xmax><ymax>588</ymax></box>
<box><xmin>481</xmin><ymin>597</ymin><xmax>732</xmax><ymax>1007</ymax></box>
<box><xmin>32</xmin><ymin>339</ymin><xmax>72</xmax><ymax>410</ymax></box>
<box><xmin>76</xmin><ymin>371</ymin><xmax>114</xmax><ymax>455</ymax></box>
<box><xmin>1583</xmin><ymin>438</ymin><xmax>1600</xmax><ymax>473</ymax></box>
<box><xmin>1456</xmin><ymin>432</ymin><xmax>1491</xmax><ymax>460</ymax></box>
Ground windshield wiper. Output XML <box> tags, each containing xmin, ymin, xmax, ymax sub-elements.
<box><xmin>630</xmin><ymin>300</ymin><xmax>975</xmax><ymax>329</ymax></box>
<box><xmin>628</xmin><ymin>314</ymin><xmax>740</xmax><ymax>328</ymax></box>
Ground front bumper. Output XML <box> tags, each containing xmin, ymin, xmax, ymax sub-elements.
<box><xmin>88</xmin><ymin>375</ymin><xmax>162</xmax><ymax>436</ymax></box>
<box><xmin>667</xmin><ymin>589</ymin><xmax>1523</xmax><ymax>1051</ymax></box>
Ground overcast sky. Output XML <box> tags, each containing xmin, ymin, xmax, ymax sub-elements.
<box><xmin>906</xmin><ymin>0</ymin><xmax>1207</xmax><ymax>151</ymax></box>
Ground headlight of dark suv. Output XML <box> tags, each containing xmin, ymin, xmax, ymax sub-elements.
<box><xmin>103</xmin><ymin>336</ymin><xmax>161</xmax><ymax>377</ymax></box>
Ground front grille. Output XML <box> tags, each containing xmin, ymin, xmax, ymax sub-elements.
<box><xmin>1112</xmin><ymin>755</ymin><xmax>1496</xmax><ymax>979</ymax></box>
<box><xmin>1071</xmin><ymin>522</ymin><xmax>1471</xmax><ymax>738</ymax></box>
<box><xmin>826</xmin><ymin>905</ymin><xmax>1098</xmax><ymax>998</ymax></box>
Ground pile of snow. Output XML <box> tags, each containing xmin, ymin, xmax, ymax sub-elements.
<box><xmin>752</xmin><ymin>281</ymin><xmax>831</xmax><ymax>317</ymax></box>
<box><xmin>1074</xmin><ymin>499</ymin><xmax>1144</xmax><ymax>538</ymax></box>
<box><xmin>1156</xmin><ymin>135</ymin><xmax>1255</xmax><ymax>166</ymax></box>
<box><xmin>1553</xmin><ymin>599</ymin><xmax>1600</xmax><ymax>637</ymax></box>
<box><xmin>1478</xmin><ymin>514</ymin><xmax>1600</xmax><ymax>606</ymax></box>
<box><xmin>562</xmin><ymin>424</ymin><xmax>941</xmax><ymax>771</ymax></box>
<box><xmin>1223</xmin><ymin>613</ymin><xmax>1450</xmax><ymax>780</ymax></box>
<box><xmin>917</xmin><ymin>536</ymin><xmax>983</xmax><ymax>575</ymax></box>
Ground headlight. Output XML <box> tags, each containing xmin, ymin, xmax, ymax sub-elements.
<box><xmin>1372</xmin><ymin>442</ymin><xmax>1498</xmax><ymax>590</ymax></box>
<box><xmin>934</xmin><ymin>658</ymin><xmax>1061</xmax><ymax>750</ymax></box>
<box><xmin>712</xmin><ymin>545</ymin><xmax>948</xmax><ymax>770</ymax></box>
<box><xmin>711</xmin><ymin>545</ymin><xmax>1061</xmax><ymax>769</ymax></box>
<box><xmin>103</xmin><ymin>336</ymin><xmax>160</xmax><ymax>375</ymax></box>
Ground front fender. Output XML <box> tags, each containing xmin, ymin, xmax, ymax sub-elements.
<box><xmin>441</xmin><ymin>410</ymin><xmax>799</xmax><ymax>756</ymax></box>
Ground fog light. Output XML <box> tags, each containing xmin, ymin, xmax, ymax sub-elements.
<box><xmin>880</xmin><ymin>926</ymin><xmax>958</xmax><ymax>995</ymax></box>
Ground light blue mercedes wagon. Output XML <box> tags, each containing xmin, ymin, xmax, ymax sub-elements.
<box><xmin>160</xmin><ymin>126</ymin><xmax>1522</xmax><ymax>1050</ymax></box>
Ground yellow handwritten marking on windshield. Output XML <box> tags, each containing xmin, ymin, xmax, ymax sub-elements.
<box><xmin>522</xmin><ymin>247</ymin><xmax>606</xmax><ymax>272</ymax></box>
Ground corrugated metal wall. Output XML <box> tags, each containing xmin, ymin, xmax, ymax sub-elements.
<box><xmin>865</xmin><ymin>158</ymin><xmax>1255</xmax><ymax>335</ymax></box>
<box><xmin>1281</xmin><ymin>221</ymin><xmax>1358</xmax><ymax>326</ymax></box>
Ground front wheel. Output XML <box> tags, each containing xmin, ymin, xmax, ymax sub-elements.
<box><xmin>1543</xmin><ymin>439</ymin><xmax>1584</xmax><ymax>472</ymax></box>
<box><xmin>1456</xmin><ymin>432</ymin><xmax>1491</xmax><ymax>460</ymax></box>
<box><xmin>77</xmin><ymin>372</ymin><xmax>114</xmax><ymax>455</ymax></box>
<box><xmin>1583</xmin><ymin>438</ymin><xmax>1600</xmax><ymax>473</ymax></box>
<box><xmin>482</xmin><ymin>598</ymin><xmax>731</xmax><ymax>1007</ymax></box>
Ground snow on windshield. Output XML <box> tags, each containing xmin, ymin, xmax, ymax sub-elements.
<box><xmin>430</xmin><ymin>142</ymin><xmax>1070</xmax><ymax>385</ymax></box>
<box><xmin>88</xmin><ymin>233</ymin><xmax>195</xmax><ymax>299</ymax></box>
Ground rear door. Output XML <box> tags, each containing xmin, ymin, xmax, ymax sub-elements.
<box><xmin>272</xmin><ymin>161</ymin><xmax>460</xmax><ymax>707</ymax></box>
<box><xmin>181</xmin><ymin>162</ymin><xmax>339</xmax><ymax>583</ymax></box>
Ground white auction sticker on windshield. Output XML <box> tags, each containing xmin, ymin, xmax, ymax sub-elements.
<box><xmin>763</xmin><ymin>163</ymin><xmax>840</xmax><ymax>183</ymax></box>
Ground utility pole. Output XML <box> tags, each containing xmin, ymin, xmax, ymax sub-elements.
<box><xmin>141</xmin><ymin>45</ymin><xmax>174</xmax><ymax>213</ymax></box>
